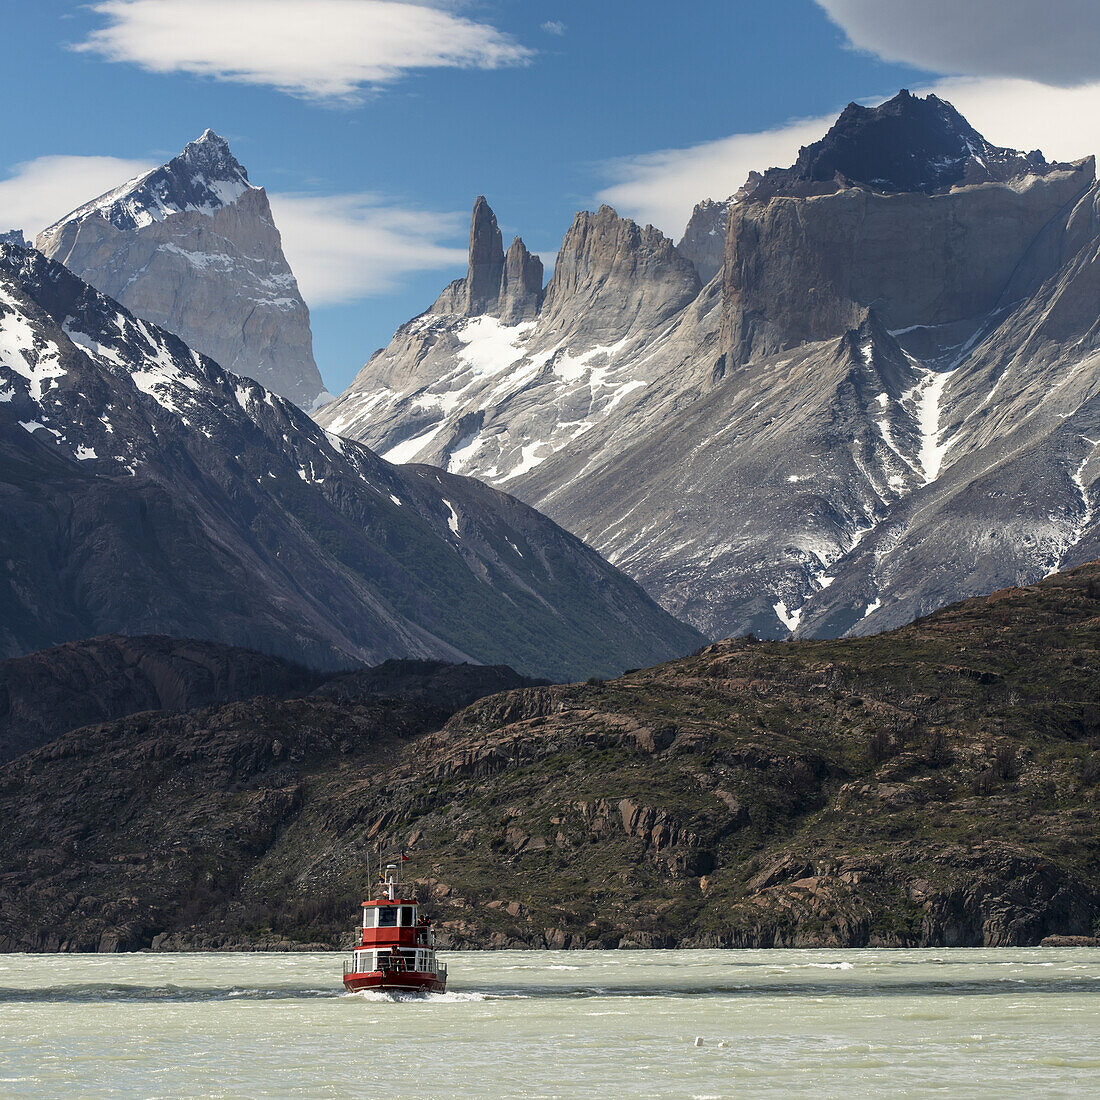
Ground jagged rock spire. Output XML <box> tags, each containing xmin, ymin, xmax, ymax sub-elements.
<box><xmin>465</xmin><ymin>196</ymin><xmax>506</xmax><ymax>314</ymax></box>
<box><xmin>499</xmin><ymin>236</ymin><xmax>543</xmax><ymax>322</ymax></box>
<box><xmin>433</xmin><ymin>197</ymin><xmax>544</xmax><ymax>320</ymax></box>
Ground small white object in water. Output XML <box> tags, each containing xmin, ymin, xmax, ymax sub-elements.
<box><xmin>694</xmin><ymin>1036</ymin><xmax>704</xmax><ymax>1047</ymax></box>
<box><xmin>718</xmin><ymin>1040</ymin><xmax>728</xmax><ymax>1048</ymax></box>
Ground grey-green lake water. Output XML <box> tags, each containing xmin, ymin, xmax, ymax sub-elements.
<box><xmin>1</xmin><ymin>949</ymin><xmax>1098</xmax><ymax>1097</ymax></box>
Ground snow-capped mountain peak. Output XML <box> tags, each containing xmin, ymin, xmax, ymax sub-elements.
<box><xmin>42</xmin><ymin>130</ymin><xmax>254</xmax><ymax>235</ymax></box>
<box><xmin>753</xmin><ymin>90</ymin><xmax>1065</xmax><ymax>201</ymax></box>
<box><xmin>36</xmin><ymin>132</ymin><xmax>326</xmax><ymax>410</ymax></box>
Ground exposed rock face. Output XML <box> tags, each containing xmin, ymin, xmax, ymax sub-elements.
<box><xmin>1</xmin><ymin>560</ymin><xmax>1096</xmax><ymax>952</ymax></box>
<box><xmin>499</xmin><ymin>236</ymin><xmax>544</xmax><ymax>322</ymax></box>
<box><xmin>0</xmin><ymin>635</ymin><xmax>322</xmax><ymax>764</ymax></box>
<box><xmin>319</xmin><ymin>92</ymin><xmax>1100</xmax><ymax>643</ymax></box>
<box><xmin>539</xmin><ymin>205</ymin><xmax>701</xmax><ymax>339</ymax></box>
<box><xmin>36</xmin><ymin>131</ymin><xmax>328</xmax><ymax>410</ymax></box>
<box><xmin>677</xmin><ymin>197</ymin><xmax>731</xmax><ymax>283</ymax></box>
<box><xmin>0</xmin><ymin>241</ymin><xmax>702</xmax><ymax>680</ymax></box>
<box><xmin>317</xmin><ymin>197</ymin><xmax>707</xmax><ymax>483</ymax></box>
<box><xmin>0</xmin><ymin>230</ymin><xmax>26</xmax><ymax>247</ymax></box>
<box><xmin>466</xmin><ymin>195</ymin><xmax>506</xmax><ymax>313</ymax></box>
<box><xmin>433</xmin><ymin>197</ymin><xmax>543</xmax><ymax>320</ymax></box>
<box><xmin>723</xmin><ymin>150</ymin><xmax>1093</xmax><ymax>366</ymax></box>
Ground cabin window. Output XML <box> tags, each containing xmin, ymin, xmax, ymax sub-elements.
<box><xmin>399</xmin><ymin>906</ymin><xmax>415</xmax><ymax>926</ymax></box>
<box><xmin>377</xmin><ymin>906</ymin><xmax>398</xmax><ymax>927</ymax></box>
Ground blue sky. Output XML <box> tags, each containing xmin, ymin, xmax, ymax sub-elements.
<box><xmin>4</xmin><ymin>1</ymin><xmax>1100</xmax><ymax>394</ymax></box>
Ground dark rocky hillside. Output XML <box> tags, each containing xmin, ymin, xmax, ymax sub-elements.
<box><xmin>0</xmin><ymin>634</ymin><xmax>323</xmax><ymax>763</ymax></box>
<box><xmin>1</xmin><ymin>562</ymin><xmax>1098</xmax><ymax>952</ymax></box>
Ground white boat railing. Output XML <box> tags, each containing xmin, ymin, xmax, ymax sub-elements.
<box><xmin>345</xmin><ymin>955</ymin><xmax>445</xmax><ymax>977</ymax></box>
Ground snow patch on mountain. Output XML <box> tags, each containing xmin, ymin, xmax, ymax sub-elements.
<box><xmin>0</xmin><ymin>289</ymin><xmax>67</xmax><ymax>400</ymax></box>
<box><xmin>908</xmin><ymin>369</ymin><xmax>957</xmax><ymax>483</ymax></box>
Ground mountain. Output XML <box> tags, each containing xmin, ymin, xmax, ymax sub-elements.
<box><xmin>754</xmin><ymin>90</ymin><xmax>1055</xmax><ymax>199</ymax></box>
<box><xmin>318</xmin><ymin>198</ymin><xmax>711</xmax><ymax>483</ymax></box>
<box><xmin>0</xmin><ymin>635</ymin><xmax>323</xmax><ymax>764</ymax></box>
<box><xmin>36</xmin><ymin>131</ymin><xmax>329</xmax><ymax>410</ymax></box>
<box><xmin>0</xmin><ymin>240</ymin><xmax>702</xmax><ymax>680</ymax></box>
<box><xmin>1</xmin><ymin>558</ymin><xmax>1096</xmax><ymax>952</ymax></box>
<box><xmin>319</xmin><ymin>91</ymin><xmax>1100</xmax><ymax>641</ymax></box>
<box><xmin>0</xmin><ymin>633</ymin><xmax>535</xmax><ymax>767</ymax></box>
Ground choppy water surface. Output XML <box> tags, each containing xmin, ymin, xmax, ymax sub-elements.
<box><xmin>1</xmin><ymin>949</ymin><xmax>1098</xmax><ymax>1097</ymax></box>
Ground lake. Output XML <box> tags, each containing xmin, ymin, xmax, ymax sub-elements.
<box><xmin>1</xmin><ymin>949</ymin><xmax>1098</xmax><ymax>1097</ymax></box>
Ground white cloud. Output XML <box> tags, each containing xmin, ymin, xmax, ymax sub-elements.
<box><xmin>597</xmin><ymin>79</ymin><xmax>1100</xmax><ymax>239</ymax></box>
<box><xmin>919</xmin><ymin>77</ymin><xmax>1100</xmax><ymax>162</ymax></box>
<box><xmin>76</xmin><ymin>0</ymin><xmax>533</xmax><ymax>102</ymax></box>
<box><xmin>0</xmin><ymin>155</ymin><xmax>468</xmax><ymax>308</ymax></box>
<box><xmin>596</xmin><ymin>114</ymin><xmax>834</xmax><ymax>237</ymax></box>
<box><xmin>270</xmin><ymin>192</ymin><xmax>467</xmax><ymax>305</ymax></box>
<box><xmin>816</xmin><ymin>0</ymin><xmax>1100</xmax><ymax>88</ymax></box>
<box><xmin>0</xmin><ymin>155</ymin><xmax>155</xmax><ymax>237</ymax></box>
<box><xmin>541</xmin><ymin>20</ymin><xmax>566</xmax><ymax>36</ymax></box>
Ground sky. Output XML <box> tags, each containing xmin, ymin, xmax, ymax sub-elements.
<box><xmin>4</xmin><ymin>1</ymin><xmax>1100</xmax><ymax>395</ymax></box>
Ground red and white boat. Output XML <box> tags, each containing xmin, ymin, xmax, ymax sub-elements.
<box><xmin>343</xmin><ymin>862</ymin><xmax>447</xmax><ymax>994</ymax></box>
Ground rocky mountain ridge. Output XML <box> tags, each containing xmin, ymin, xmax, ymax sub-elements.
<box><xmin>318</xmin><ymin>91</ymin><xmax>1100</xmax><ymax>642</ymax></box>
<box><xmin>37</xmin><ymin>131</ymin><xmax>328</xmax><ymax>410</ymax></box>
<box><xmin>752</xmin><ymin>90</ymin><xmax>1067</xmax><ymax>200</ymax></box>
<box><xmin>1</xmin><ymin>557</ymin><xmax>1096</xmax><ymax>952</ymax></box>
<box><xmin>0</xmin><ymin>635</ymin><xmax>324</xmax><ymax>764</ymax></box>
<box><xmin>0</xmin><ymin>241</ymin><xmax>702</xmax><ymax>679</ymax></box>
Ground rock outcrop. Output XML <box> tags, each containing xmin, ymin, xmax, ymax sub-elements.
<box><xmin>433</xmin><ymin>197</ymin><xmax>543</xmax><ymax>320</ymax></box>
<box><xmin>37</xmin><ymin>131</ymin><xmax>328</xmax><ymax>410</ymax></box>
<box><xmin>677</xmin><ymin>197</ymin><xmax>731</xmax><ymax>283</ymax></box>
<box><xmin>499</xmin><ymin>236</ymin><xmax>544</xmax><ymax>322</ymax></box>
<box><xmin>538</xmin><ymin>204</ymin><xmax>701</xmax><ymax>341</ymax></box>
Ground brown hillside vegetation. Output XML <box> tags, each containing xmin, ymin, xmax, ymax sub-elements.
<box><xmin>2</xmin><ymin>562</ymin><xmax>1098</xmax><ymax>951</ymax></box>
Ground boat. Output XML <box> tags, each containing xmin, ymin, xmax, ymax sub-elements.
<box><xmin>343</xmin><ymin>861</ymin><xmax>447</xmax><ymax>994</ymax></box>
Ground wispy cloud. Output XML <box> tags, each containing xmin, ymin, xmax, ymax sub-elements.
<box><xmin>596</xmin><ymin>114</ymin><xmax>833</xmax><ymax>236</ymax></box>
<box><xmin>0</xmin><ymin>155</ymin><xmax>156</xmax><ymax>237</ymax></box>
<box><xmin>76</xmin><ymin>0</ymin><xmax>533</xmax><ymax>102</ymax></box>
<box><xmin>0</xmin><ymin>155</ymin><xmax>468</xmax><ymax>308</ymax></box>
<box><xmin>270</xmin><ymin>192</ymin><xmax>467</xmax><ymax>305</ymax></box>
<box><xmin>541</xmin><ymin>20</ymin><xmax>566</xmax><ymax>36</ymax></box>
<box><xmin>597</xmin><ymin>78</ymin><xmax>1100</xmax><ymax>237</ymax></box>
<box><xmin>816</xmin><ymin>0</ymin><xmax>1100</xmax><ymax>88</ymax></box>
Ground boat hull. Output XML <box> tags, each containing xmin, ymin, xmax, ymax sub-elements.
<box><xmin>343</xmin><ymin>970</ymin><xmax>446</xmax><ymax>994</ymax></box>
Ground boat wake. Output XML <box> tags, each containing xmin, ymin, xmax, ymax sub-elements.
<box><xmin>345</xmin><ymin>989</ymin><xmax>486</xmax><ymax>1003</ymax></box>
